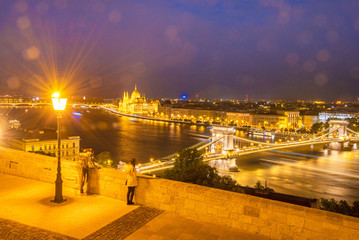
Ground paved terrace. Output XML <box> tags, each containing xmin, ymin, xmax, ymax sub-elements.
<box><xmin>0</xmin><ymin>174</ymin><xmax>269</xmax><ymax>240</ymax></box>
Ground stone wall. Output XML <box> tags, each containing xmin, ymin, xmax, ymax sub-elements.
<box><xmin>0</xmin><ymin>146</ymin><xmax>80</xmax><ymax>189</ymax></box>
<box><xmin>94</xmin><ymin>169</ymin><xmax>359</xmax><ymax>240</ymax></box>
<box><xmin>1</xmin><ymin>146</ymin><xmax>358</xmax><ymax>239</ymax></box>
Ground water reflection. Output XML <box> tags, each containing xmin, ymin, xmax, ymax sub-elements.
<box><xmin>228</xmin><ymin>145</ymin><xmax>359</xmax><ymax>202</ymax></box>
<box><xmin>1</xmin><ymin>107</ymin><xmax>206</xmax><ymax>164</ymax></box>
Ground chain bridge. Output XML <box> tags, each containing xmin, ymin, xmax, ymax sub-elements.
<box><xmin>140</xmin><ymin>120</ymin><xmax>359</xmax><ymax>174</ymax></box>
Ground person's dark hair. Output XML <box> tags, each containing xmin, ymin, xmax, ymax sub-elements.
<box><xmin>130</xmin><ymin>158</ymin><xmax>136</xmax><ymax>166</ymax></box>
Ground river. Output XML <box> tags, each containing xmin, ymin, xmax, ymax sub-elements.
<box><xmin>1</xmin><ymin>107</ymin><xmax>359</xmax><ymax>203</ymax></box>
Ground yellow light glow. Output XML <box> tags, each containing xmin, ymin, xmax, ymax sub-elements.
<box><xmin>52</xmin><ymin>93</ymin><xmax>67</xmax><ymax>111</ymax></box>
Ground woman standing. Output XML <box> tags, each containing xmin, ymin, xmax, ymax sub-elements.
<box><xmin>125</xmin><ymin>158</ymin><xmax>138</xmax><ymax>205</ymax></box>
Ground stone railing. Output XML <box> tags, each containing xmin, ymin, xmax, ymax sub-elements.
<box><xmin>0</xmin><ymin>146</ymin><xmax>80</xmax><ymax>189</ymax></box>
<box><xmin>0</xmin><ymin>147</ymin><xmax>358</xmax><ymax>239</ymax></box>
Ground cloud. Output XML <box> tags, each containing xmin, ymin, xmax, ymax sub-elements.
<box><xmin>165</xmin><ymin>43</ymin><xmax>198</xmax><ymax>66</ymax></box>
<box><xmin>314</xmin><ymin>73</ymin><xmax>328</xmax><ymax>87</ymax></box>
<box><xmin>165</xmin><ymin>26</ymin><xmax>181</xmax><ymax>46</ymax></box>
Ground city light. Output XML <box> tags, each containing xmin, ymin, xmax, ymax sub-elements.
<box><xmin>1</xmin><ymin>1</ymin><xmax>359</xmax><ymax>238</ymax></box>
<box><xmin>52</xmin><ymin>93</ymin><xmax>67</xmax><ymax>111</ymax></box>
<box><xmin>51</xmin><ymin>92</ymin><xmax>67</xmax><ymax>204</ymax></box>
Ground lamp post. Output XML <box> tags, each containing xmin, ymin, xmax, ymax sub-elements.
<box><xmin>51</xmin><ymin>92</ymin><xmax>67</xmax><ymax>203</ymax></box>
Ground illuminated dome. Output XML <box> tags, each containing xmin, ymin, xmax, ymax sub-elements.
<box><xmin>131</xmin><ymin>85</ymin><xmax>141</xmax><ymax>99</ymax></box>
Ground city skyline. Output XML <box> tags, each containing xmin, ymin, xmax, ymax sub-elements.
<box><xmin>0</xmin><ymin>0</ymin><xmax>359</xmax><ymax>100</ymax></box>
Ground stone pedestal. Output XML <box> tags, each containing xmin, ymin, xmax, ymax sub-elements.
<box><xmin>208</xmin><ymin>158</ymin><xmax>239</xmax><ymax>172</ymax></box>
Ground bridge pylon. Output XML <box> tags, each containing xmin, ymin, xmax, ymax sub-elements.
<box><xmin>210</xmin><ymin>125</ymin><xmax>236</xmax><ymax>154</ymax></box>
<box><xmin>328</xmin><ymin>120</ymin><xmax>349</xmax><ymax>138</ymax></box>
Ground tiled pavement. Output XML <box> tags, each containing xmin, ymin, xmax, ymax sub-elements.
<box><xmin>1</xmin><ymin>209</ymin><xmax>269</xmax><ymax>240</ymax></box>
<box><xmin>0</xmin><ymin>174</ymin><xmax>271</xmax><ymax>240</ymax></box>
<box><xmin>84</xmin><ymin>207</ymin><xmax>164</xmax><ymax>240</ymax></box>
<box><xmin>0</xmin><ymin>207</ymin><xmax>163</xmax><ymax>240</ymax></box>
<box><xmin>0</xmin><ymin>174</ymin><xmax>138</xmax><ymax>239</ymax></box>
<box><xmin>0</xmin><ymin>218</ymin><xmax>76</xmax><ymax>240</ymax></box>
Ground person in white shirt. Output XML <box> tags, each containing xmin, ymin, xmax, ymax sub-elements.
<box><xmin>125</xmin><ymin>158</ymin><xmax>138</xmax><ymax>205</ymax></box>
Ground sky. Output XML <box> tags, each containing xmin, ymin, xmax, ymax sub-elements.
<box><xmin>0</xmin><ymin>0</ymin><xmax>359</xmax><ymax>100</ymax></box>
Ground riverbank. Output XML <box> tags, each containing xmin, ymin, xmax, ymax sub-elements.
<box><xmin>101</xmin><ymin>106</ymin><xmax>209</xmax><ymax>127</ymax></box>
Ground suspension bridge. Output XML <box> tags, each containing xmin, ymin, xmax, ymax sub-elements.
<box><xmin>140</xmin><ymin>120</ymin><xmax>359</xmax><ymax>174</ymax></box>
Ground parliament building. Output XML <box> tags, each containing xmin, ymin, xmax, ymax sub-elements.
<box><xmin>118</xmin><ymin>85</ymin><xmax>158</xmax><ymax>115</ymax></box>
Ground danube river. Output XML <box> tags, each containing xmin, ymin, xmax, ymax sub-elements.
<box><xmin>2</xmin><ymin>107</ymin><xmax>359</xmax><ymax>203</ymax></box>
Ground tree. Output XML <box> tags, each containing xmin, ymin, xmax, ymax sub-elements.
<box><xmin>353</xmin><ymin>201</ymin><xmax>359</xmax><ymax>217</ymax></box>
<box><xmin>310</xmin><ymin>122</ymin><xmax>329</xmax><ymax>134</ymax></box>
<box><xmin>347</xmin><ymin>118</ymin><xmax>359</xmax><ymax>132</ymax></box>
<box><xmin>297</xmin><ymin>128</ymin><xmax>308</xmax><ymax>134</ymax></box>
<box><xmin>254</xmin><ymin>180</ymin><xmax>274</xmax><ymax>192</ymax></box>
<box><xmin>320</xmin><ymin>198</ymin><xmax>359</xmax><ymax>218</ymax></box>
<box><xmin>164</xmin><ymin>148</ymin><xmax>244</xmax><ymax>193</ymax></box>
<box><xmin>310</xmin><ymin>123</ymin><xmax>323</xmax><ymax>133</ymax></box>
<box><xmin>164</xmin><ymin>148</ymin><xmax>212</xmax><ymax>184</ymax></box>
<box><xmin>94</xmin><ymin>151</ymin><xmax>115</xmax><ymax>168</ymax></box>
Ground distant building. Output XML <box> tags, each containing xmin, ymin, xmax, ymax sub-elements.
<box><xmin>277</xmin><ymin>111</ymin><xmax>301</xmax><ymax>129</ymax></box>
<box><xmin>118</xmin><ymin>85</ymin><xmax>158</xmax><ymax>115</ymax></box>
<box><xmin>226</xmin><ymin>112</ymin><xmax>252</xmax><ymax>126</ymax></box>
<box><xmin>7</xmin><ymin>136</ymin><xmax>80</xmax><ymax>161</ymax></box>
<box><xmin>251</xmin><ymin>114</ymin><xmax>287</xmax><ymax>129</ymax></box>
<box><xmin>302</xmin><ymin>115</ymin><xmax>319</xmax><ymax>129</ymax></box>
<box><xmin>170</xmin><ymin>108</ymin><xmax>217</xmax><ymax>122</ymax></box>
<box><xmin>318</xmin><ymin>112</ymin><xmax>357</xmax><ymax>123</ymax></box>
<box><xmin>0</xmin><ymin>96</ymin><xmax>23</xmax><ymax>104</ymax></box>
<box><xmin>226</xmin><ymin>111</ymin><xmax>300</xmax><ymax>129</ymax></box>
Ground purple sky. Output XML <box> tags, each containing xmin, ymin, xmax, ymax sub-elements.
<box><xmin>1</xmin><ymin>0</ymin><xmax>359</xmax><ymax>100</ymax></box>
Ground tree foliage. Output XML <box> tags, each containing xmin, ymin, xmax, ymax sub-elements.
<box><xmin>320</xmin><ymin>198</ymin><xmax>359</xmax><ymax>218</ymax></box>
<box><xmin>254</xmin><ymin>180</ymin><xmax>274</xmax><ymax>192</ymax></box>
<box><xmin>347</xmin><ymin>118</ymin><xmax>359</xmax><ymax>132</ymax></box>
<box><xmin>94</xmin><ymin>151</ymin><xmax>115</xmax><ymax>168</ymax></box>
<box><xmin>310</xmin><ymin>122</ymin><xmax>329</xmax><ymax>134</ymax></box>
<box><xmin>164</xmin><ymin>148</ymin><xmax>244</xmax><ymax>193</ymax></box>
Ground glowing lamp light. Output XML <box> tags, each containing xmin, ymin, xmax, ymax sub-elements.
<box><xmin>51</xmin><ymin>92</ymin><xmax>67</xmax><ymax>203</ymax></box>
<box><xmin>52</xmin><ymin>92</ymin><xmax>67</xmax><ymax>111</ymax></box>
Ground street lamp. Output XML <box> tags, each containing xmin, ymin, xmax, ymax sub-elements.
<box><xmin>51</xmin><ymin>92</ymin><xmax>67</xmax><ymax>203</ymax></box>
